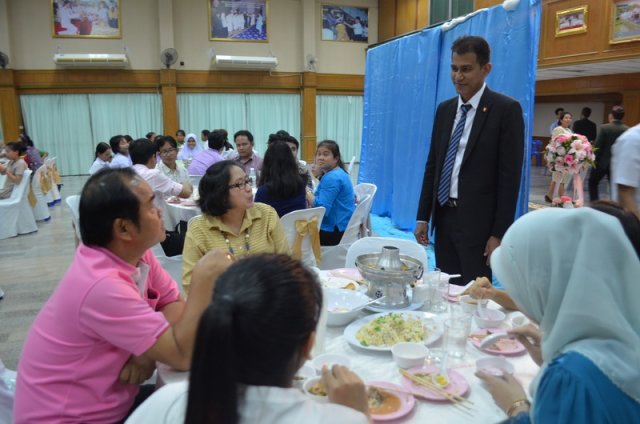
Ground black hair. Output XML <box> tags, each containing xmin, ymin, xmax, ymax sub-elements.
<box><xmin>208</xmin><ymin>129</ymin><xmax>228</xmax><ymax>151</ymax></box>
<box><xmin>581</xmin><ymin>107</ymin><xmax>592</xmax><ymax>118</ymax></box>
<box><xmin>129</xmin><ymin>138</ymin><xmax>158</xmax><ymax>165</ymax></box>
<box><xmin>554</xmin><ymin>107</ymin><xmax>564</xmax><ymax>115</ymax></box>
<box><xmin>184</xmin><ymin>254</ymin><xmax>322</xmax><ymax>424</ymax></box>
<box><xmin>258</xmin><ymin>142</ymin><xmax>307</xmax><ymax>200</ymax></box>
<box><xmin>591</xmin><ymin>200</ymin><xmax>640</xmax><ymax>259</ymax></box>
<box><xmin>611</xmin><ymin>105</ymin><xmax>625</xmax><ymax>120</ymax></box>
<box><xmin>176</xmin><ymin>129</ymin><xmax>186</xmax><ymax>137</ymax></box>
<box><xmin>145</xmin><ymin>132</ymin><xmax>156</xmax><ymax>140</ymax></box>
<box><xmin>79</xmin><ymin>168</ymin><xmax>141</xmax><ymax>247</ymax></box>
<box><xmin>6</xmin><ymin>141</ymin><xmax>27</xmax><ymax>155</ymax></box>
<box><xmin>124</xmin><ymin>135</ymin><xmax>133</xmax><ymax>143</ymax></box>
<box><xmin>559</xmin><ymin>111</ymin><xmax>572</xmax><ymax>123</ymax></box>
<box><xmin>201</xmin><ymin>129</ymin><xmax>210</xmax><ymax>138</ymax></box>
<box><xmin>19</xmin><ymin>134</ymin><xmax>34</xmax><ymax>147</ymax></box>
<box><xmin>316</xmin><ymin>139</ymin><xmax>346</xmax><ymax>171</ymax></box>
<box><xmin>198</xmin><ymin>160</ymin><xmax>240</xmax><ymax>216</ymax></box>
<box><xmin>267</xmin><ymin>130</ymin><xmax>291</xmax><ymax>146</ymax></box>
<box><xmin>156</xmin><ymin>135</ymin><xmax>177</xmax><ymax>151</ymax></box>
<box><xmin>94</xmin><ymin>142</ymin><xmax>111</xmax><ymax>159</ymax></box>
<box><xmin>233</xmin><ymin>130</ymin><xmax>254</xmax><ymax>144</ymax></box>
<box><xmin>451</xmin><ymin>35</ymin><xmax>490</xmax><ymax>66</ymax></box>
<box><xmin>109</xmin><ymin>135</ymin><xmax>125</xmax><ymax>154</ymax></box>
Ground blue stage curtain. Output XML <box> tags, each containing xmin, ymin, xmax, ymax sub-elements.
<box><xmin>360</xmin><ymin>0</ymin><xmax>541</xmax><ymax>230</ymax></box>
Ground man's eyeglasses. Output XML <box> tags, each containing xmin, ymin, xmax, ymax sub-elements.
<box><xmin>228</xmin><ymin>177</ymin><xmax>253</xmax><ymax>190</ymax></box>
<box><xmin>159</xmin><ymin>148</ymin><xmax>177</xmax><ymax>156</ymax></box>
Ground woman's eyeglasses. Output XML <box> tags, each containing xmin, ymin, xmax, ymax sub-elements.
<box><xmin>228</xmin><ymin>177</ymin><xmax>253</xmax><ymax>190</ymax></box>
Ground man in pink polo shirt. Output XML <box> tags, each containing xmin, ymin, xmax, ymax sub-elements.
<box><xmin>14</xmin><ymin>168</ymin><xmax>231</xmax><ymax>423</ymax></box>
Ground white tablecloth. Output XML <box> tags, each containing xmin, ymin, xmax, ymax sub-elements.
<box><xmin>163</xmin><ymin>200</ymin><xmax>200</xmax><ymax>231</ymax></box>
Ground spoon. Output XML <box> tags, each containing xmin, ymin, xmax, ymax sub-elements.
<box><xmin>476</xmin><ymin>293</ymin><xmax>488</xmax><ymax>319</ymax></box>
<box><xmin>351</xmin><ymin>296</ymin><xmax>387</xmax><ymax>312</ymax></box>
<box><xmin>432</xmin><ymin>352</ymin><xmax>450</xmax><ymax>387</ymax></box>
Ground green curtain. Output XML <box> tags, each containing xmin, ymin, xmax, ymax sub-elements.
<box><xmin>316</xmin><ymin>95</ymin><xmax>363</xmax><ymax>166</ymax></box>
<box><xmin>246</xmin><ymin>94</ymin><xmax>300</xmax><ymax>154</ymax></box>
<box><xmin>20</xmin><ymin>93</ymin><xmax>163</xmax><ymax>175</ymax></box>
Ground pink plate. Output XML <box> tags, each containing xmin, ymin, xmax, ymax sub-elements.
<box><xmin>366</xmin><ymin>381</ymin><xmax>415</xmax><ymax>422</ymax></box>
<box><xmin>330</xmin><ymin>268</ymin><xmax>364</xmax><ymax>282</ymax></box>
<box><xmin>446</xmin><ymin>284</ymin><xmax>466</xmax><ymax>302</ymax></box>
<box><xmin>181</xmin><ymin>199</ymin><xmax>197</xmax><ymax>207</ymax></box>
<box><xmin>400</xmin><ymin>365</ymin><xmax>469</xmax><ymax>402</ymax></box>
<box><xmin>468</xmin><ymin>328</ymin><xmax>526</xmax><ymax>356</ymax></box>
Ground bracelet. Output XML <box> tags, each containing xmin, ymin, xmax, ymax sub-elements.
<box><xmin>506</xmin><ymin>398</ymin><xmax>531</xmax><ymax>417</ymax></box>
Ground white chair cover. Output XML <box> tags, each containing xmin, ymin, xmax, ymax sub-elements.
<box><xmin>0</xmin><ymin>169</ymin><xmax>37</xmax><ymax>240</ymax></box>
<box><xmin>354</xmin><ymin>183</ymin><xmax>377</xmax><ymax>238</ymax></box>
<box><xmin>150</xmin><ymin>243</ymin><xmax>184</xmax><ymax>295</ymax></box>
<box><xmin>280</xmin><ymin>207</ymin><xmax>326</xmax><ymax>267</ymax></box>
<box><xmin>344</xmin><ymin>236</ymin><xmax>428</xmax><ymax>270</ymax></box>
<box><xmin>65</xmin><ymin>195</ymin><xmax>82</xmax><ymax>243</ymax></box>
<box><xmin>31</xmin><ymin>165</ymin><xmax>51</xmax><ymax>221</ymax></box>
<box><xmin>44</xmin><ymin>158</ymin><xmax>61</xmax><ymax>204</ymax></box>
<box><xmin>347</xmin><ymin>155</ymin><xmax>356</xmax><ymax>175</ymax></box>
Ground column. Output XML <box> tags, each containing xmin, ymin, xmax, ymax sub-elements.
<box><xmin>160</xmin><ymin>69</ymin><xmax>178</xmax><ymax>136</ymax></box>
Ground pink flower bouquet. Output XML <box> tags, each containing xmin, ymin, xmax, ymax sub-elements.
<box><xmin>544</xmin><ymin>133</ymin><xmax>596</xmax><ymax>174</ymax></box>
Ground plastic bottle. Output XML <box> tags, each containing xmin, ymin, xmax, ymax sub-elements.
<box><xmin>249</xmin><ymin>167</ymin><xmax>257</xmax><ymax>188</ymax></box>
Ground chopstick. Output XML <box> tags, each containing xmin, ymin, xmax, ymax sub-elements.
<box><xmin>331</xmin><ymin>271</ymin><xmax>365</xmax><ymax>284</ymax></box>
<box><xmin>399</xmin><ymin>369</ymin><xmax>474</xmax><ymax>414</ymax></box>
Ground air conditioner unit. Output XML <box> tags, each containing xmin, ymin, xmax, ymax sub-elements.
<box><xmin>53</xmin><ymin>53</ymin><xmax>129</xmax><ymax>67</ymax></box>
<box><xmin>212</xmin><ymin>55</ymin><xmax>277</xmax><ymax>70</ymax></box>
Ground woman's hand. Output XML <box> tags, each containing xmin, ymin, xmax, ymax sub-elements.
<box><xmin>322</xmin><ymin>365</ymin><xmax>370</xmax><ymax>418</ymax></box>
<box><xmin>508</xmin><ymin>324</ymin><xmax>543</xmax><ymax>366</ymax></box>
<box><xmin>475</xmin><ymin>371</ymin><xmax>530</xmax><ymax>416</ymax></box>
<box><xmin>469</xmin><ymin>277</ymin><xmax>493</xmax><ymax>300</ymax></box>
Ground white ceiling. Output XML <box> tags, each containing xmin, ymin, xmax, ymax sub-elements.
<box><xmin>536</xmin><ymin>58</ymin><xmax>640</xmax><ymax>81</ymax></box>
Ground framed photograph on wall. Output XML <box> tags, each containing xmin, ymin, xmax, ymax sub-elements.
<box><xmin>555</xmin><ymin>6</ymin><xmax>588</xmax><ymax>38</ymax></box>
<box><xmin>610</xmin><ymin>0</ymin><xmax>640</xmax><ymax>44</ymax></box>
<box><xmin>209</xmin><ymin>0</ymin><xmax>268</xmax><ymax>42</ymax></box>
<box><xmin>321</xmin><ymin>4</ymin><xmax>369</xmax><ymax>43</ymax></box>
<box><xmin>51</xmin><ymin>0</ymin><xmax>121</xmax><ymax>38</ymax></box>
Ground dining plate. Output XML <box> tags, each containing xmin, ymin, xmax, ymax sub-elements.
<box><xmin>366</xmin><ymin>381</ymin><xmax>415</xmax><ymax>422</ymax></box>
<box><xmin>366</xmin><ymin>300</ymin><xmax>425</xmax><ymax>313</ymax></box>
<box><xmin>400</xmin><ymin>365</ymin><xmax>470</xmax><ymax>401</ymax></box>
<box><xmin>446</xmin><ymin>284</ymin><xmax>467</xmax><ymax>302</ymax></box>
<box><xmin>318</xmin><ymin>273</ymin><xmax>363</xmax><ymax>291</ymax></box>
<box><xmin>344</xmin><ymin>311</ymin><xmax>442</xmax><ymax>352</ymax></box>
<box><xmin>468</xmin><ymin>328</ymin><xmax>526</xmax><ymax>356</ymax></box>
<box><xmin>330</xmin><ymin>268</ymin><xmax>365</xmax><ymax>282</ymax></box>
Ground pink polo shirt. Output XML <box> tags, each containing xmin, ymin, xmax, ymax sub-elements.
<box><xmin>14</xmin><ymin>244</ymin><xmax>181</xmax><ymax>424</ymax></box>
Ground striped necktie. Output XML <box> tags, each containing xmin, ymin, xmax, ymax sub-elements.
<box><xmin>437</xmin><ymin>104</ymin><xmax>472</xmax><ymax>206</ymax></box>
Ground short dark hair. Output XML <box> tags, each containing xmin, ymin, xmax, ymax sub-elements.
<box><xmin>176</xmin><ymin>129</ymin><xmax>186</xmax><ymax>137</ymax></box>
<box><xmin>554</xmin><ymin>107</ymin><xmax>564</xmax><ymax>115</ymax></box>
<box><xmin>234</xmin><ymin>130</ymin><xmax>254</xmax><ymax>144</ymax></box>
<box><xmin>201</xmin><ymin>129</ymin><xmax>210</xmax><ymax>137</ymax></box>
<box><xmin>267</xmin><ymin>130</ymin><xmax>298</xmax><ymax>149</ymax></box>
<box><xmin>451</xmin><ymin>35</ymin><xmax>490</xmax><ymax>66</ymax></box>
<box><xmin>591</xmin><ymin>200</ymin><xmax>640</xmax><ymax>259</ymax></box>
<box><xmin>156</xmin><ymin>135</ymin><xmax>177</xmax><ymax>151</ymax></box>
<box><xmin>6</xmin><ymin>141</ymin><xmax>27</xmax><ymax>155</ymax></box>
<box><xmin>94</xmin><ymin>142</ymin><xmax>111</xmax><ymax>159</ymax></box>
<box><xmin>129</xmin><ymin>138</ymin><xmax>158</xmax><ymax>165</ymax></box>
<box><xmin>79</xmin><ymin>168</ymin><xmax>141</xmax><ymax>247</ymax></box>
<box><xmin>208</xmin><ymin>129</ymin><xmax>228</xmax><ymax>151</ymax></box>
<box><xmin>198</xmin><ymin>160</ymin><xmax>240</xmax><ymax>216</ymax></box>
<box><xmin>581</xmin><ymin>107</ymin><xmax>592</xmax><ymax>118</ymax></box>
<box><xmin>611</xmin><ymin>105</ymin><xmax>625</xmax><ymax>120</ymax></box>
<box><xmin>145</xmin><ymin>132</ymin><xmax>156</xmax><ymax>140</ymax></box>
<box><xmin>109</xmin><ymin>135</ymin><xmax>125</xmax><ymax>154</ymax></box>
<box><xmin>124</xmin><ymin>135</ymin><xmax>133</xmax><ymax>143</ymax></box>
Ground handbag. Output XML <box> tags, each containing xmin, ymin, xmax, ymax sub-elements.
<box><xmin>160</xmin><ymin>220</ymin><xmax>188</xmax><ymax>257</ymax></box>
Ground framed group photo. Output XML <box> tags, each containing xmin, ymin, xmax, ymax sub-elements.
<box><xmin>51</xmin><ymin>0</ymin><xmax>121</xmax><ymax>38</ymax></box>
<box><xmin>610</xmin><ymin>0</ymin><xmax>640</xmax><ymax>44</ymax></box>
<box><xmin>209</xmin><ymin>0</ymin><xmax>268</xmax><ymax>42</ymax></box>
<box><xmin>321</xmin><ymin>4</ymin><xmax>369</xmax><ymax>43</ymax></box>
<box><xmin>555</xmin><ymin>6</ymin><xmax>588</xmax><ymax>38</ymax></box>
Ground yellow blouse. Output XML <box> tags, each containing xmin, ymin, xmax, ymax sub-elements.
<box><xmin>181</xmin><ymin>203</ymin><xmax>290</xmax><ymax>291</ymax></box>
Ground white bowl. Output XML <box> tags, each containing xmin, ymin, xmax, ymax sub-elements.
<box><xmin>476</xmin><ymin>357</ymin><xmax>514</xmax><ymax>377</ymax></box>
<box><xmin>391</xmin><ymin>342</ymin><xmax>429</xmax><ymax>369</ymax></box>
<box><xmin>293</xmin><ymin>363</ymin><xmax>316</xmax><ymax>390</ymax></box>
<box><xmin>312</xmin><ymin>353</ymin><xmax>351</xmax><ymax>373</ymax></box>
<box><xmin>325</xmin><ymin>288</ymin><xmax>371</xmax><ymax>326</ymax></box>
<box><xmin>474</xmin><ymin>309</ymin><xmax>506</xmax><ymax>329</ymax></box>
<box><xmin>303</xmin><ymin>377</ymin><xmax>329</xmax><ymax>403</ymax></box>
<box><xmin>460</xmin><ymin>295</ymin><xmax>488</xmax><ymax>314</ymax></box>
<box><xmin>510</xmin><ymin>313</ymin><xmax>529</xmax><ymax>328</ymax></box>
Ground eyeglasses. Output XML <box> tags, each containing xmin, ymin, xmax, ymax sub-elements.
<box><xmin>159</xmin><ymin>148</ymin><xmax>177</xmax><ymax>156</ymax></box>
<box><xmin>228</xmin><ymin>177</ymin><xmax>253</xmax><ymax>190</ymax></box>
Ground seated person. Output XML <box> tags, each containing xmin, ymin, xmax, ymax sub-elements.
<box><xmin>126</xmin><ymin>254</ymin><xmax>371</xmax><ymax>424</ymax></box>
<box><xmin>13</xmin><ymin>168</ymin><xmax>233</xmax><ymax>423</ymax></box>
<box><xmin>155</xmin><ymin>136</ymin><xmax>190</xmax><ymax>184</ymax></box>
<box><xmin>175</xmin><ymin>129</ymin><xmax>186</xmax><ymax>147</ymax></box>
<box><xmin>255</xmin><ymin>141</ymin><xmax>309</xmax><ymax>217</ymax></box>
<box><xmin>110</xmin><ymin>134</ymin><xmax>133</xmax><ymax>169</ymax></box>
<box><xmin>20</xmin><ymin>134</ymin><xmax>44</xmax><ymax>172</ymax></box>
<box><xmin>0</xmin><ymin>141</ymin><xmax>28</xmax><ymax>199</ymax></box>
<box><xmin>131</xmin><ymin>138</ymin><xmax>192</xmax><ymax>199</ymax></box>
<box><xmin>145</xmin><ymin>131</ymin><xmax>157</xmax><ymax>142</ymax></box>
<box><xmin>476</xmin><ymin>207</ymin><xmax>640</xmax><ymax>423</ymax></box>
<box><xmin>268</xmin><ymin>130</ymin><xmax>313</xmax><ymax>190</ymax></box>
<box><xmin>188</xmin><ymin>129</ymin><xmax>226</xmax><ymax>176</ymax></box>
<box><xmin>182</xmin><ymin>161</ymin><xmax>289</xmax><ymax>292</ymax></box>
<box><xmin>89</xmin><ymin>141</ymin><xmax>112</xmax><ymax>175</ymax></box>
<box><xmin>233</xmin><ymin>130</ymin><xmax>262</xmax><ymax>176</ymax></box>
<box><xmin>176</xmin><ymin>133</ymin><xmax>201</xmax><ymax>163</ymax></box>
<box><xmin>311</xmin><ymin>140</ymin><xmax>355</xmax><ymax>246</ymax></box>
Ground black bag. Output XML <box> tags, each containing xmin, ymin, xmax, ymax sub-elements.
<box><xmin>160</xmin><ymin>221</ymin><xmax>188</xmax><ymax>257</ymax></box>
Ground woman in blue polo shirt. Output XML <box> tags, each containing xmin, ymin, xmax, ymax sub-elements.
<box><xmin>312</xmin><ymin>140</ymin><xmax>355</xmax><ymax>246</ymax></box>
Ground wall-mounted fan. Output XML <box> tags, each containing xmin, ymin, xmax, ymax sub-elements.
<box><xmin>160</xmin><ymin>48</ymin><xmax>178</xmax><ymax>69</ymax></box>
<box><xmin>0</xmin><ymin>52</ymin><xmax>9</xmax><ymax>69</ymax></box>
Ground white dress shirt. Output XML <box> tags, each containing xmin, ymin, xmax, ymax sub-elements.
<box><xmin>133</xmin><ymin>164</ymin><xmax>183</xmax><ymax>197</ymax></box>
<box><xmin>110</xmin><ymin>153</ymin><xmax>132</xmax><ymax>169</ymax></box>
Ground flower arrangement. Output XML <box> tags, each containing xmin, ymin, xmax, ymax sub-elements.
<box><xmin>552</xmin><ymin>195</ymin><xmax>575</xmax><ymax>208</ymax></box>
<box><xmin>544</xmin><ymin>133</ymin><xmax>595</xmax><ymax>174</ymax></box>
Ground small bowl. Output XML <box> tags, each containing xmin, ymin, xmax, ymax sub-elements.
<box><xmin>293</xmin><ymin>363</ymin><xmax>316</xmax><ymax>389</ymax></box>
<box><xmin>510</xmin><ymin>313</ymin><xmax>529</xmax><ymax>328</ymax></box>
<box><xmin>460</xmin><ymin>295</ymin><xmax>487</xmax><ymax>314</ymax></box>
<box><xmin>312</xmin><ymin>353</ymin><xmax>351</xmax><ymax>373</ymax></box>
<box><xmin>325</xmin><ymin>288</ymin><xmax>371</xmax><ymax>326</ymax></box>
<box><xmin>391</xmin><ymin>342</ymin><xmax>429</xmax><ymax>369</ymax></box>
<box><xmin>303</xmin><ymin>377</ymin><xmax>329</xmax><ymax>403</ymax></box>
<box><xmin>476</xmin><ymin>357</ymin><xmax>514</xmax><ymax>377</ymax></box>
<box><xmin>474</xmin><ymin>309</ymin><xmax>506</xmax><ymax>329</ymax></box>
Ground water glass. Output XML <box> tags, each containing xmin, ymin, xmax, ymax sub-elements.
<box><xmin>444</xmin><ymin>317</ymin><xmax>472</xmax><ymax>359</ymax></box>
<box><xmin>426</xmin><ymin>268</ymin><xmax>448</xmax><ymax>313</ymax></box>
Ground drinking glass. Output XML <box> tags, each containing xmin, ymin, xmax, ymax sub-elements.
<box><xmin>426</xmin><ymin>268</ymin><xmax>448</xmax><ymax>313</ymax></box>
<box><xmin>444</xmin><ymin>317</ymin><xmax>472</xmax><ymax>359</ymax></box>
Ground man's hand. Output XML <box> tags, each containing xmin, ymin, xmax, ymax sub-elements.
<box><xmin>322</xmin><ymin>365</ymin><xmax>370</xmax><ymax>419</ymax></box>
<box><xmin>414</xmin><ymin>222</ymin><xmax>429</xmax><ymax>246</ymax></box>
<box><xmin>190</xmin><ymin>248</ymin><xmax>234</xmax><ymax>289</ymax></box>
<box><xmin>484</xmin><ymin>236</ymin><xmax>501</xmax><ymax>266</ymax></box>
<box><xmin>119</xmin><ymin>355</ymin><xmax>156</xmax><ymax>385</ymax></box>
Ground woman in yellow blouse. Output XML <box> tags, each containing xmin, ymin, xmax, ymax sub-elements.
<box><xmin>181</xmin><ymin>161</ymin><xmax>290</xmax><ymax>292</ymax></box>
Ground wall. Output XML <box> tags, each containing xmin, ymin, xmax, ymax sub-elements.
<box><xmin>533</xmin><ymin>102</ymin><xmax>605</xmax><ymax>138</ymax></box>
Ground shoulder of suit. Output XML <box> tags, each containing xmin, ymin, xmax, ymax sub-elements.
<box><xmin>482</xmin><ymin>88</ymin><xmax>520</xmax><ymax>106</ymax></box>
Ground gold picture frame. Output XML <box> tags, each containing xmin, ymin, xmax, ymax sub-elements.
<box><xmin>610</xmin><ymin>0</ymin><xmax>640</xmax><ymax>44</ymax></box>
<box><xmin>321</xmin><ymin>4</ymin><xmax>369</xmax><ymax>43</ymax></box>
<box><xmin>555</xmin><ymin>6</ymin><xmax>588</xmax><ymax>38</ymax></box>
<box><xmin>51</xmin><ymin>0</ymin><xmax>121</xmax><ymax>39</ymax></box>
<box><xmin>209</xmin><ymin>0</ymin><xmax>268</xmax><ymax>42</ymax></box>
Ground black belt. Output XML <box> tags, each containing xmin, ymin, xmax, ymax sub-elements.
<box><xmin>444</xmin><ymin>198</ymin><xmax>458</xmax><ymax>207</ymax></box>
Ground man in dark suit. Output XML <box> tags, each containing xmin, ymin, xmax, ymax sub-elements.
<box><xmin>572</xmin><ymin>107</ymin><xmax>597</xmax><ymax>142</ymax></box>
<box><xmin>589</xmin><ymin>105</ymin><xmax>628</xmax><ymax>201</ymax></box>
<box><xmin>414</xmin><ymin>36</ymin><xmax>524</xmax><ymax>285</ymax></box>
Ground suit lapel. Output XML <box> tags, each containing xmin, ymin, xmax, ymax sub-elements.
<box><xmin>461</xmin><ymin>88</ymin><xmax>493</xmax><ymax>168</ymax></box>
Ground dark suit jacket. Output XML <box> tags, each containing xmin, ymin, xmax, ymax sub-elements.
<box><xmin>594</xmin><ymin>120</ymin><xmax>628</xmax><ymax>170</ymax></box>
<box><xmin>416</xmin><ymin>87</ymin><xmax>524</xmax><ymax>245</ymax></box>
<box><xmin>572</xmin><ymin>118</ymin><xmax>597</xmax><ymax>142</ymax></box>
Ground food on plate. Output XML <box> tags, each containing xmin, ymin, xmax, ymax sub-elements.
<box><xmin>433</xmin><ymin>374</ymin><xmax>449</xmax><ymax>387</ymax></box>
<box><xmin>368</xmin><ymin>387</ymin><xmax>402</xmax><ymax>415</ymax></box>
<box><xmin>329</xmin><ymin>306</ymin><xmax>351</xmax><ymax>313</ymax></box>
<box><xmin>308</xmin><ymin>381</ymin><xmax>327</xmax><ymax>396</ymax></box>
<box><xmin>356</xmin><ymin>313</ymin><xmax>425</xmax><ymax>347</ymax></box>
